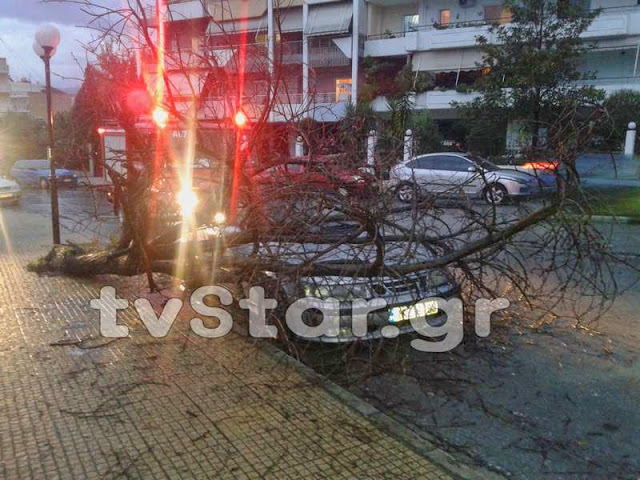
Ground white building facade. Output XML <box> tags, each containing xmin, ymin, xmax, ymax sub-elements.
<box><xmin>152</xmin><ymin>0</ymin><xmax>640</xmax><ymax>150</ymax></box>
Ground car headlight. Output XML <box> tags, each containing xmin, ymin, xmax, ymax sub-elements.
<box><xmin>213</xmin><ymin>212</ymin><xmax>227</xmax><ymax>225</ymax></box>
<box><xmin>302</xmin><ymin>282</ymin><xmax>372</xmax><ymax>300</ymax></box>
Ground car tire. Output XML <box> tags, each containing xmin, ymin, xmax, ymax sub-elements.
<box><xmin>484</xmin><ymin>183</ymin><xmax>508</xmax><ymax>205</ymax></box>
<box><xmin>396</xmin><ymin>182</ymin><xmax>416</xmax><ymax>203</ymax></box>
<box><xmin>39</xmin><ymin>178</ymin><xmax>49</xmax><ymax>190</ymax></box>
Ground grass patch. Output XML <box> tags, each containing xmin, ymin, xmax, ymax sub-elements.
<box><xmin>578</xmin><ymin>187</ymin><xmax>640</xmax><ymax>218</ymax></box>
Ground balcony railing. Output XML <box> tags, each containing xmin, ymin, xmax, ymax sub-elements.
<box><xmin>207</xmin><ymin>39</ymin><xmax>350</xmax><ymax>68</ymax></box>
<box><xmin>576</xmin><ymin>76</ymin><xmax>640</xmax><ymax>87</ymax></box>
<box><xmin>204</xmin><ymin>91</ymin><xmax>342</xmax><ymax>105</ymax></box>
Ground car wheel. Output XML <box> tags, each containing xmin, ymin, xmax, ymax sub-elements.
<box><xmin>39</xmin><ymin>178</ymin><xmax>49</xmax><ymax>189</ymax></box>
<box><xmin>396</xmin><ymin>183</ymin><xmax>415</xmax><ymax>203</ymax></box>
<box><xmin>484</xmin><ymin>183</ymin><xmax>508</xmax><ymax>205</ymax></box>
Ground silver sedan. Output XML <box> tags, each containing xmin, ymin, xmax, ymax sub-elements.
<box><xmin>389</xmin><ymin>152</ymin><xmax>554</xmax><ymax>204</ymax></box>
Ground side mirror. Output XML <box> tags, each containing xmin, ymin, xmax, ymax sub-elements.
<box><xmin>468</xmin><ymin>166</ymin><xmax>477</xmax><ymax>172</ymax></box>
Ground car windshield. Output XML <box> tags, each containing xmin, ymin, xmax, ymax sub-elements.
<box><xmin>14</xmin><ymin>160</ymin><xmax>51</xmax><ymax>170</ymax></box>
<box><xmin>467</xmin><ymin>154</ymin><xmax>500</xmax><ymax>172</ymax></box>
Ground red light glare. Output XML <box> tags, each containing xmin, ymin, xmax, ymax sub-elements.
<box><xmin>523</xmin><ymin>161</ymin><xmax>558</xmax><ymax>171</ymax></box>
<box><xmin>97</xmin><ymin>127</ymin><xmax>106</xmax><ymax>135</ymax></box>
<box><xmin>152</xmin><ymin>107</ymin><xmax>169</xmax><ymax>129</ymax></box>
<box><xmin>234</xmin><ymin>110</ymin><xmax>247</xmax><ymax>128</ymax></box>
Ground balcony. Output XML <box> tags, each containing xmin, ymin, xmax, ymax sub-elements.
<box><xmin>309</xmin><ymin>39</ymin><xmax>350</xmax><ymax>68</ymax></box>
<box><xmin>205</xmin><ymin>39</ymin><xmax>349</xmax><ymax>71</ymax></box>
<box><xmin>143</xmin><ymin>0</ymin><xmax>208</xmax><ymax>24</ymax></box>
<box><xmin>583</xmin><ymin>6</ymin><xmax>640</xmax><ymax>39</ymax></box>
<box><xmin>167</xmin><ymin>0</ymin><xmax>208</xmax><ymax>21</ymax></box>
<box><xmin>370</xmin><ymin>89</ymin><xmax>479</xmax><ymax>115</ymax></box>
<box><xmin>365</xmin><ymin>31</ymin><xmax>416</xmax><ymax>57</ymax></box>
<box><xmin>577</xmin><ymin>76</ymin><xmax>640</xmax><ymax>95</ymax></box>
<box><xmin>199</xmin><ymin>91</ymin><xmax>348</xmax><ymax>122</ymax></box>
<box><xmin>383</xmin><ymin>6</ymin><xmax>640</xmax><ymax>55</ymax></box>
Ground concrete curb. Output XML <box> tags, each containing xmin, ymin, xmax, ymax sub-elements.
<box><xmin>260</xmin><ymin>342</ymin><xmax>507</xmax><ymax>480</ymax></box>
<box><xmin>568</xmin><ymin>214</ymin><xmax>640</xmax><ymax>225</ymax></box>
<box><xmin>590</xmin><ymin>215</ymin><xmax>640</xmax><ymax>225</ymax></box>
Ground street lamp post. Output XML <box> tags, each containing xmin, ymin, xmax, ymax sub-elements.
<box><xmin>34</xmin><ymin>24</ymin><xmax>62</xmax><ymax>245</ymax></box>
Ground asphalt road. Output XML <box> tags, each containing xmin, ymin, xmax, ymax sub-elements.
<box><xmin>306</xmin><ymin>212</ymin><xmax>640</xmax><ymax>478</ymax></box>
<box><xmin>8</xmin><ymin>188</ymin><xmax>120</xmax><ymax>244</ymax></box>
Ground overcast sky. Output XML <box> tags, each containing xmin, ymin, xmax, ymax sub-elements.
<box><xmin>0</xmin><ymin>0</ymin><xmax>120</xmax><ymax>90</ymax></box>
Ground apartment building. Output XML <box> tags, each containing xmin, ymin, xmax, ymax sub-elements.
<box><xmin>0</xmin><ymin>57</ymin><xmax>74</xmax><ymax>120</ymax></box>
<box><xmin>149</xmin><ymin>0</ymin><xmax>640</xmax><ymax>153</ymax></box>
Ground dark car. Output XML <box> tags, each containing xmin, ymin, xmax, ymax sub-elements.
<box><xmin>248</xmin><ymin>155</ymin><xmax>374</xmax><ymax>198</ymax></box>
<box><xmin>10</xmin><ymin>159</ymin><xmax>78</xmax><ymax>189</ymax></box>
<box><xmin>227</xmin><ymin>224</ymin><xmax>459</xmax><ymax>343</ymax></box>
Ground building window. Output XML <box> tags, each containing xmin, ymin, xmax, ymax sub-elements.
<box><xmin>402</xmin><ymin>14</ymin><xmax>419</xmax><ymax>34</ymax></box>
<box><xmin>439</xmin><ymin>9</ymin><xmax>451</xmax><ymax>27</ymax></box>
<box><xmin>484</xmin><ymin>5</ymin><xmax>512</xmax><ymax>24</ymax></box>
<box><xmin>254</xmin><ymin>32</ymin><xmax>281</xmax><ymax>44</ymax></box>
<box><xmin>335</xmin><ymin>78</ymin><xmax>352</xmax><ymax>102</ymax></box>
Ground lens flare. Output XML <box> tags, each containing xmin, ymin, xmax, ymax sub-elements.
<box><xmin>234</xmin><ymin>110</ymin><xmax>247</xmax><ymax>128</ymax></box>
<box><xmin>213</xmin><ymin>212</ymin><xmax>227</xmax><ymax>225</ymax></box>
<box><xmin>177</xmin><ymin>189</ymin><xmax>198</xmax><ymax>216</ymax></box>
<box><xmin>152</xmin><ymin>107</ymin><xmax>169</xmax><ymax>129</ymax></box>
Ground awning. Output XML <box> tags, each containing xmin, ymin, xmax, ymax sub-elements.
<box><xmin>305</xmin><ymin>2</ymin><xmax>352</xmax><ymax>37</ymax></box>
<box><xmin>412</xmin><ymin>49</ymin><xmax>486</xmax><ymax>73</ymax></box>
<box><xmin>207</xmin><ymin>8</ymin><xmax>303</xmax><ymax>36</ymax></box>
<box><xmin>274</xmin><ymin>8</ymin><xmax>303</xmax><ymax>33</ymax></box>
<box><xmin>207</xmin><ymin>16</ymin><xmax>264</xmax><ymax>35</ymax></box>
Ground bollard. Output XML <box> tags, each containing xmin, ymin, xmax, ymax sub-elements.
<box><xmin>367</xmin><ymin>130</ymin><xmax>377</xmax><ymax>168</ymax></box>
<box><xmin>295</xmin><ymin>136</ymin><xmax>304</xmax><ymax>157</ymax></box>
<box><xmin>624</xmin><ymin>122</ymin><xmax>636</xmax><ymax>157</ymax></box>
<box><xmin>404</xmin><ymin>129</ymin><xmax>413</xmax><ymax>163</ymax></box>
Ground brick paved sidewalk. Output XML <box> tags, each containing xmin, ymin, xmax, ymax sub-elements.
<box><xmin>0</xmin><ymin>218</ymin><xmax>456</xmax><ymax>479</ymax></box>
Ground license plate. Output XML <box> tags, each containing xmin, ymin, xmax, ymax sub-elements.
<box><xmin>389</xmin><ymin>300</ymin><xmax>439</xmax><ymax>323</ymax></box>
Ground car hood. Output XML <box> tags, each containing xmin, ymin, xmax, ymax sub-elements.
<box><xmin>27</xmin><ymin>168</ymin><xmax>76</xmax><ymax>177</ymax></box>
<box><xmin>0</xmin><ymin>177</ymin><xmax>19</xmax><ymax>189</ymax></box>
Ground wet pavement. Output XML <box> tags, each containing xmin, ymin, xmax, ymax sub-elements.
<box><xmin>12</xmin><ymin>188</ymin><xmax>120</xmax><ymax>244</ymax></box>
<box><xmin>0</xmin><ymin>191</ymin><xmax>464</xmax><ymax>480</ymax></box>
<box><xmin>304</xmin><ymin>221</ymin><xmax>640</xmax><ymax>478</ymax></box>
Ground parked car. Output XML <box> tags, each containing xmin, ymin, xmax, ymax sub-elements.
<box><xmin>10</xmin><ymin>159</ymin><xmax>78</xmax><ymax>189</ymax></box>
<box><xmin>389</xmin><ymin>152</ymin><xmax>556</xmax><ymax>204</ymax></box>
<box><xmin>0</xmin><ymin>175</ymin><xmax>21</xmax><ymax>206</ymax></box>
<box><xmin>248</xmin><ymin>155</ymin><xmax>374</xmax><ymax>199</ymax></box>
<box><xmin>228</xmin><ymin>223</ymin><xmax>460</xmax><ymax>343</ymax></box>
